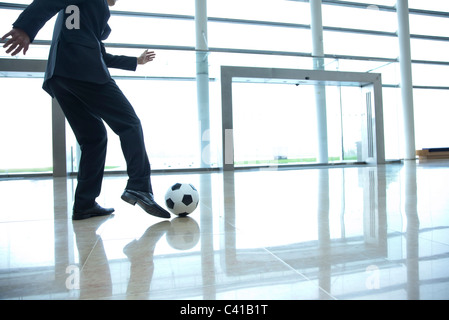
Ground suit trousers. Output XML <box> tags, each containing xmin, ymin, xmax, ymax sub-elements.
<box><xmin>47</xmin><ymin>76</ymin><xmax>153</xmax><ymax>211</ymax></box>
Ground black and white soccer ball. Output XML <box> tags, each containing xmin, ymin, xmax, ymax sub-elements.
<box><xmin>165</xmin><ymin>183</ymin><xmax>199</xmax><ymax>216</ymax></box>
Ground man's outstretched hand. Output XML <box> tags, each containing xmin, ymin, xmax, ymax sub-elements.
<box><xmin>137</xmin><ymin>49</ymin><xmax>156</xmax><ymax>65</ymax></box>
<box><xmin>1</xmin><ymin>28</ymin><xmax>31</xmax><ymax>56</ymax></box>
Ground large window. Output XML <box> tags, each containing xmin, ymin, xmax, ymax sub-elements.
<box><xmin>414</xmin><ymin>89</ymin><xmax>449</xmax><ymax>150</ymax></box>
<box><xmin>232</xmin><ymin>82</ymin><xmax>364</xmax><ymax>166</ymax></box>
<box><xmin>1</xmin><ymin>0</ymin><xmax>449</xmax><ymax>174</ymax></box>
<box><xmin>106</xmin><ymin>79</ymin><xmax>201</xmax><ymax>170</ymax></box>
<box><xmin>0</xmin><ymin>78</ymin><xmax>52</xmax><ymax>174</ymax></box>
<box><xmin>105</xmin><ymin>15</ymin><xmax>195</xmax><ymax>47</ymax></box>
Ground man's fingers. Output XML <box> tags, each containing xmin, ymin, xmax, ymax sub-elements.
<box><xmin>144</xmin><ymin>51</ymin><xmax>156</xmax><ymax>62</ymax></box>
<box><xmin>8</xmin><ymin>43</ymin><xmax>22</xmax><ymax>56</ymax></box>
<box><xmin>146</xmin><ymin>51</ymin><xmax>156</xmax><ymax>59</ymax></box>
<box><xmin>2</xmin><ymin>29</ymin><xmax>30</xmax><ymax>56</ymax></box>
<box><xmin>1</xmin><ymin>30</ymin><xmax>13</xmax><ymax>41</ymax></box>
<box><xmin>3</xmin><ymin>39</ymin><xmax>11</xmax><ymax>48</ymax></box>
<box><xmin>5</xmin><ymin>39</ymin><xmax>27</xmax><ymax>56</ymax></box>
<box><xmin>12</xmin><ymin>47</ymin><xmax>23</xmax><ymax>56</ymax></box>
<box><xmin>5</xmin><ymin>37</ymin><xmax>22</xmax><ymax>53</ymax></box>
<box><xmin>5</xmin><ymin>42</ymin><xmax>18</xmax><ymax>54</ymax></box>
<box><xmin>3</xmin><ymin>37</ymin><xmax>18</xmax><ymax>49</ymax></box>
<box><xmin>137</xmin><ymin>50</ymin><xmax>156</xmax><ymax>65</ymax></box>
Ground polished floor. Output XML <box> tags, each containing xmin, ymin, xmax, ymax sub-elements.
<box><xmin>1</xmin><ymin>160</ymin><xmax>449</xmax><ymax>300</ymax></box>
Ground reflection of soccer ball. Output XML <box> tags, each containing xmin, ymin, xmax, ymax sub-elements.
<box><xmin>165</xmin><ymin>183</ymin><xmax>199</xmax><ymax>216</ymax></box>
<box><xmin>166</xmin><ymin>217</ymin><xmax>200</xmax><ymax>250</ymax></box>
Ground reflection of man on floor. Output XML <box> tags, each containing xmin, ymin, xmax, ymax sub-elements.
<box><xmin>72</xmin><ymin>216</ymin><xmax>113</xmax><ymax>299</ymax></box>
<box><xmin>123</xmin><ymin>221</ymin><xmax>171</xmax><ymax>298</ymax></box>
<box><xmin>72</xmin><ymin>218</ymin><xmax>170</xmax><ymax>299</ymax></box>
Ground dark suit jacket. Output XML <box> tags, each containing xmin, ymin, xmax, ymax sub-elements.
<box><xmin>12</xmin><ymin>0</ymin><xmax>137</xmax><ymax>97</ymax></box>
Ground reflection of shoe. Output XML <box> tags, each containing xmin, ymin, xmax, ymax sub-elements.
<box><xmin>123</xmin><ymin>221</ymin><xmax>171</xmax><ymax>261</ymax></box>
<box><xmin>121</xmin><ymin>189</ymin><xmax>171</xmax><ymax>219</ymax></box>
<box><xmin>141</xmin><ymin>220</ymin><xmax>171</xmax><ymax>240</ymax></box>
<box><xmin>72</xmin><ymin>203</ymin><xmax>115</xmax><ymax>221</ymax></box>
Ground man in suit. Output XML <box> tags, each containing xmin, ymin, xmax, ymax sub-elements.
<box><xmin>2</xmin><ymin>0</ymin><xmax>171</xmax><ymax>220</ymax></box>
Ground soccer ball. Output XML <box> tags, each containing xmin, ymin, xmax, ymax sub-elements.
<box><xmin>165</xmin><ymin>183</ymin><xmax>199</xmax><ymax>216</ymax></box>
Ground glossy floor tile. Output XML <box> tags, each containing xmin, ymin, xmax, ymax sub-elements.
<box><xmin>1</xmin><ymin>160</ymin><xmax>449</xmax><ymax>300</ymax></box>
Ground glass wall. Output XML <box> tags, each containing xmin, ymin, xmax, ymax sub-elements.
<box><xmin>408</xmin><ymin>2</ymin><xmax>449</xmax><ymax>152</ymax></box>
<box><xmin>1</xmin><ymin>0</ymin><xmax>449</xmax><ymax>174</ymax></box>
<box><xmin>0</xmin><ymin>78</ymin><xmax>52</xmax><ymax>173</ymax></box>
<box><xmin>107</xmin><ymin>79</ymin><xmax>201</xmax><ymax>170</ymax></box>
<box><xmin>231</xmin><ymin>82</ymin><xmax>364</xmax><ymax>166</ymax></box>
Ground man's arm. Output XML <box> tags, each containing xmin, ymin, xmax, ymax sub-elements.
<box><xmin>102</xmin><ymin>45</ymin><xmax>156</xmax><ymax>71</ymax></box>
<box><xmin>101</xmin><ymin>43</ymin><xmax>138</xmax><ymax>71</ymax></box>
<box><xmin>1</xmin><ymin>0</ymin><xmax>86</xmax><ymax>56</ymax></box>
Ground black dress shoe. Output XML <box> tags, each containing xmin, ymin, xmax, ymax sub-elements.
<box><xmin>121</xmin><ymin>189</ymin><xmax>171</xmax><ymax>219</ymax></box>
<box><xmin>72</xmin><ymin>203</ymin><xmax>115</xmax><ymax>221</ymax></box>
